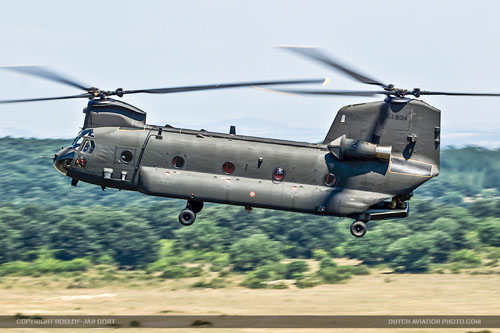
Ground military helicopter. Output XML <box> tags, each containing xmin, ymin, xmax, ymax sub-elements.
<box><xmin>2</xmin><ymin>47</ymin><xmax>499</xmax><ymax>237</ymax></box>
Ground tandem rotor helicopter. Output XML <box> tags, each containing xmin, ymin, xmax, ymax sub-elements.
<box><xmin>2</xmin><ymin>47</ymin><xmax>499</xmax><ymax>237</ymax></box>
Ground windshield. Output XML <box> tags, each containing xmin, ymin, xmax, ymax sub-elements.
<box><xmin>72</xmin><ymin>136</ymin><xmax>84</xmax><ymax>149</ymax></box>
<box><xmin>72</xmin><ymin>129</ymin><xmax>94</xmax><ymax>149</ymax></box>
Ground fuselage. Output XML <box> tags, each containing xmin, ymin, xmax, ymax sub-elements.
<box><xmin>56</xmin><ymin>123</ymin><xmax>436</xmax><ymax>218</ymax></box>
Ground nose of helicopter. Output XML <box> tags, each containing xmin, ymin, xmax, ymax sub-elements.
<box><xmin>53</xmin><ymin>146</ymin><xmax>75</xmax><ymax>175</ymax></box>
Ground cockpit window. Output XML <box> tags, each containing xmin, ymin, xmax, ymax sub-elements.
<box><xmin>72</xmin><ymin>129</ymin><xmax>94</xmax><ymax>149</ymax></box>
<box><xmin>81</xmin><ymin>140</ymin><xmax>95</xmax><ymax>154</ymax></box>
<box><xmin>80</xmin><ymin>129</ymin><xmax>94</xmax><ymax>137</ymax></box>
<box><xmin>72</xmin><ymin>136</ymin><xmax>84</xmax><ymax>149</ymax></box>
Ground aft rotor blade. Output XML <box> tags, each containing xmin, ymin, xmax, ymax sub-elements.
<box><xmin>0</xmin><ymin>93</ymin><xmax>93</xmax><ymax>104</ymax></box>
<box><xmin>276</xmin><ymin>46</ymin><xmax>386</xmax><ymax>88</ymax></box>
<box><xmin>416</xmin><ymin>90</ymin><xmax>500</xmax><ymax>97</ymax></box>
<box><xmin>0</xmin><ymin>66</ymin><xmax>91</xmax><ymax>91</ymax></box>
<box><xmin>270</xmin><ymin>89</ymin><xmax>388</xmax><ymax>97</ymax></box>
<box><xmin>119</xmin><ymin>78</ymin><xmax>328</xmax><ymax>95</ymax></box>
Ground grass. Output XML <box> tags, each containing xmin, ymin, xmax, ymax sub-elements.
<box><xmin>0</xmin><ymin>266</ymin><xmax>499</xmax><ymax>333</ymax></box>
<box><xmin>0</xmin><ymin>254</ymin><xmax>497</xmax><ymax>293</ymax></box>
<box><xmin>1</xmin><ymin>270</ymin><xmax>499</xmax><ymax>318</ymax></box>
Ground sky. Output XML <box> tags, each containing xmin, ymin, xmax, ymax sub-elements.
<box><xmin>0</xmin><ymin>1</ymin><xmax>499</xmax><ymax>146</ymax></box>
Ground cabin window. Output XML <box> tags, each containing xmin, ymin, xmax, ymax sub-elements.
<box><xmin>172</xmin><ymin>156</ymin><xmax>185</xmax><ymax>169</ymax></box>
<box><xmin>222</xmin><ymin>162</ymin><xmax>235</xmax><ymax>175</ymax></box>
<box><xmin>340</xmin><ymin>114</ymin><xmax>346</xmax><ymax>123</ymax></box>
<box><xmin>323</xmin><ymin>173</ymin><xmax>337</xmax><ymax>187</ymax></box>
<box><xmin>120</xmin><ymin>150</ymin><xmax>134</xmax><ymax>164</ymax></box>
<box><xmin>272</xmin><ymin>167</ymin><xmax>285</xmax><ymax>181</ymax></box>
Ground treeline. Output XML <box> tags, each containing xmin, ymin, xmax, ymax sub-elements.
<box><xmin>0</xmin><ymin>137</ymin><xmax>500</xmax><ymax>287</ymax></box>
<box><xmin>1</xmin><ymin>198</ymin><xmax>499</xmax><ymax>275</ymax></box>
<box><xmin>417</xmin><ymin>146</ymin><xmax>500</xmax><ymax>203</ymax></box>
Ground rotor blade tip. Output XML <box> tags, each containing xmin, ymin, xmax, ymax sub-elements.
<box><xmin>252</xmin><ymin>86</ymin><xmax>301</xmax><ymax>97</ymax></box>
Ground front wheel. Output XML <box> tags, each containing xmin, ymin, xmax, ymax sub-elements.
<box><xmin>350</xmin><ymin>221</ymin><xmax>367</xmax><ymax>237</ymax></box>
<box><xmin>179</xmin><ymin>209</ymin><xmax>196</xmax><ymax>226</ymax></box>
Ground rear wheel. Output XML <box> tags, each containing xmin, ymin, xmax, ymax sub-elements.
<box><xmin>350</xmin><ymin>221</ymin><xmax>367</xmax><ymax>237</ymax></box>
<box><xmin>179</xmin><ymin>209</ymin><xmax>196</xmax><ymax>226</ymax></box>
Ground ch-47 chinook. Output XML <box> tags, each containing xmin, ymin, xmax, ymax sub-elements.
<box><xmin>3</xmin><ymin>47</ymin><xmax>500</xmax><ymax>237</ymax></box>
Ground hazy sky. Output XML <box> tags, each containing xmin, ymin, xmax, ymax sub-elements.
<box><xmin>1</xmin><ymin>1</ymin><xmax>499</xmax><ymax>144</ymax></box>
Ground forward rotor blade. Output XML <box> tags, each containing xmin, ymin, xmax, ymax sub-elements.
<box><xmin>416</xmin><ymin>90</ymin><xmax>500</xmax><ymax>97</ymax></box>
<box><xmin>276</xmin><ymin>46</ymin><xmax>386</xmax><ymax>87</ymax></box>
<box><xmin>268</xmin><ymin>89</ymin><xmax>387</xmax><ymax>97</ymax></box>
<box><xmin>0</xmin><ymin>93</ymin><xmax>93</xmax><ymax>104</ymax></box>
<box><xmin>119</xmin><ymin>78</ymin><xmax>327</xmax><ymax>95</ymax></box>
<box><xmin>0</xmin><ymin>66</ymin><xmax>90</xmax><ymax>91</ymax></box>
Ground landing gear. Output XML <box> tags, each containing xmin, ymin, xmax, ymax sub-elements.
<box><xmin>188</xmin><ymin>200</ymin><xmax>204</xmax><ymax>214</ymax></box>
<box><xmin>350</xmin><ymin>221</ymin><xmax>367</xmax><ymax>238</ymax></box>
<box><xmin>178</xmin><ymin>200</ymin><xmax>204</xmax><ymax>226</ymax></box>
<box><xmin>179</xmin><ymin>209</ymin><xmax>196</xmax><ymax>226</ymax></box>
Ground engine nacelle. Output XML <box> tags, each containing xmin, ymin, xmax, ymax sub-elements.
<box><xmin>327</xmin><ymin>135</ymin><xmax>391</xmax><ymax>160</ymax></box>
<box><xmin>83</xmin><ymin>98</ymin><xmax>146</xmax><ymax>129</ymax></box>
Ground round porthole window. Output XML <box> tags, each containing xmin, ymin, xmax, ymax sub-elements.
<box><xmin>120</xmin><ymin>150</ymin><xmax>133</xmax><ymax>164</ymax></box>
<box><xmin>323</xmin><ymin>173</ymin><xmax>337</xmax><ymax>187</ymax></box>
<box><xmin>222</xmin><ymin>162</ymin><xmax>235</xmax><ymax>175</ymax></box>
<box><xmin>272</xmin><ymin>167</ymin><xmax>285</xmax><ymax>181</ymax></box>
<box><xmin>172</xmin><ymin>156</ymin><xmax>185</xmax><ymax>169</ymax></box>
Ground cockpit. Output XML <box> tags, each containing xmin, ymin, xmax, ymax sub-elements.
<box><xmin>54</xmin><ymin>129</ymin><xmax>95</xmax><ymax>175</ymax></box>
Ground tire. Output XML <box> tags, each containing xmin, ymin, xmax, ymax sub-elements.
<box><xmin>350</xmin><ymin>221</ymin><xmax>367</xmax><ymax>237</ymax></box>
<box><xmin>179</xmin><ymin>209</ymin><xmax>196</xmax><ymax>226</ymax></box>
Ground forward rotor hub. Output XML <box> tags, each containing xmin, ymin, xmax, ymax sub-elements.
<box><xmin>383</xmin><ymin>86</ymin><xmax>421</xmax><ymax>98</ymax></box>
<box><xmin>87</xmin><ymin>88</ymin><xmax>124</xmax><ymax>99</ymax></box>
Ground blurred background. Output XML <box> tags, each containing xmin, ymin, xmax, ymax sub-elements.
<box><xmin>1</xmin><ymin>1</ymin><xmax>500</xmax><ymax>327</ymax></box>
